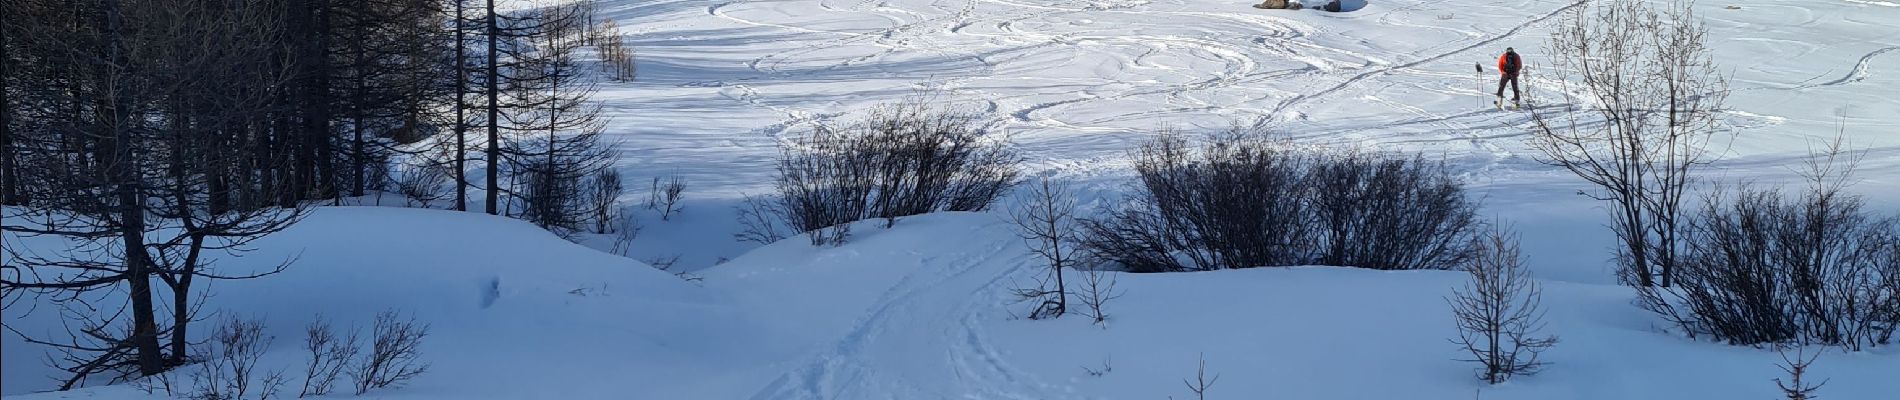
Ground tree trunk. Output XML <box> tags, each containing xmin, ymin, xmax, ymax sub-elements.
<box><xmin>100</xmin><ymin>0</ymin><xmax>166</xmax><ymax>375</ymax></box>
<box><xmin>483</xmin><ymin>0</ymin><xmax>499</xmax><ymax>215</ymax></box>
<box><xmin>454</xmin><ymin>0</ymin><xmax>468</xmax><ymax>211</ymax></box>
<box><xmin>0</xmin><ymin>20</ymin><xmax>16</xmax><ymax>206</ymax></box>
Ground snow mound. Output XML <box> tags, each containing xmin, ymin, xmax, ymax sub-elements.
<box><xmin>2</xmin><ymin>207</ymin><xmax>744</xmax><ymax>398</ymax></box>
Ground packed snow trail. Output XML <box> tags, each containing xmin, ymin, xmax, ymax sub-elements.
<box><xmin>708</xmin><ymin>215</ymin><xmax>1080</xmax><ymax>400</ymax></box>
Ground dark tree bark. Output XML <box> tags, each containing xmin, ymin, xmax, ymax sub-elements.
<box><xmin>483</xmin><ymin>0</ymin><xmax>499</xmax><ymax>215</ymax></box>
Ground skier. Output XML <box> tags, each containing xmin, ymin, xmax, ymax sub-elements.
<box><xmin>1495</xmin><ymin>47</ymin><xmax>1522</xmax><ymax>107</ymax></box>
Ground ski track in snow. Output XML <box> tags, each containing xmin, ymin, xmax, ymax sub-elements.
<box><xmin>1265</xmin><ymin>0</ymin><xmax>1585</xmax><ymax>120</ymax></box>
<box><xmin>1809</xmin><ymin>46</ymin><xmax>1899</xmax><ymax>88</ymax></box>
<box><xmin>744</xmin><ymin>230</ymin><xmax>1067</xmax><ymax>400</ymax></box>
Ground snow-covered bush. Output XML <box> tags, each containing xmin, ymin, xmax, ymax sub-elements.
<box><xmin>770</xmin><ymin>99</ymin><xmax>1021</xmax><ymax>246</ymax></box>
<box><xmin>1079</xmin><ymin>128</ymin><xmax>1478</xmax><ymax>272</ymax></box>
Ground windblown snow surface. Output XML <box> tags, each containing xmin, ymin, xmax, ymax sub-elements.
<box><xmin>7</xmin><ymin>0</ymin><xmax>1900</xmax><ymax>397</ymax></box>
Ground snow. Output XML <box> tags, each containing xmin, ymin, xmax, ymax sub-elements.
<box><xmin>14</xmin><ymin>211</ymin><xmax>1900</xmax><ymax>398</ymax></box>
<box><xmin>606</xmin><ymin>0</ymin><xmax>1900</xmax><ymax>271</ymax></box>
<box><xmin>9</xmin><ymin>0</ymin><xmax>1900</xmax><ymax>396</ymax></box>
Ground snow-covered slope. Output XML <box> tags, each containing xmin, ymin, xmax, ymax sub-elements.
<box><xmin>608</xmin><ymin>0</ymin><xmax>1900</xmax><ymax>276</ymax></box>
<box><xmin>8</xmin><ymin>209</ymin><xmax>1900</xmax><ymax>399</ymax></box>
<box><xmin>2</xmin><ymin>208</ymin><xmax>757</xmax><ymax>398</ymax></box>
<box><xmin>10</xmin><ymin>0</ymin><xmax>1900</xmax><ymax>397</ymax></box>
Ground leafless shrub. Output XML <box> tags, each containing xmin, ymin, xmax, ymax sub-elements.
<box><xmin>1774</xmin><ymin>346</ymin><xmax>1826</xmax><ymax>400</ymax></box>
<box><xmin>1448</xmin><ymin>226</ymin><xmax>1557</xmax><ymax>384</ymax></box>
<box><xmin>1643</xmin><ymin>141</ymin><xmax>1900</xmax><ymax>349</ymax></box>
<box><xmin>396</xmin><ymin>163</ymin><xmax>452</xmax><ymax>209</ymax></box>
<box><xmin>774</xmin><ymin>125</ymin><xmax>872</xmax><ymax>246</ymax></box>
<box><xmin>644</xmin><ymin>253</ymin><xmax>702</xmax><ymax>282</ymax></box>
<box><xmin>1082</xmin><ymin>357</ymin><xmax>1112</xmax><ymax>377</ymax></box>
<box><xmin>769</xmin><ymin>98</ymin><xmax>1020</xmax><ymax>246</ymax></box>
<box><xmin>188</xmin><ymin>316</ymin><xmax>287</xmax><ymax>400</ymax></box>
<box><xmin>1009</xmin><ymin>177</ymin><xmax>1079</xmax><ymax>320</ymax></box>
<box><xmin>350</xmin><ymin>311</ymin><xmax>430</xmax><ymax>395</ymax></box>
<box><xmin>1080</xmin><ymin>127</ymin><xmax>1314</xmax><ymax>272</ymax></box>
<box><xmin>735</xmin><ymin>193</ymin><xmax>789</xmax><ymax>245</ymax></box>
<box><xmin>363</xmin><ymin>153</ymin><xmax>394</xmax><ymax>201</ymax></box>
<box><xmin>646</xmin><ymin>254</ymin><xmax>682</xmax><ymax>271</ymax></box>
<box><xmin>1083</xmin><ymin>127</ymin><xmax>1477</xmax><ymax>273</ymax></box>
<box><xmin>1311</xmin><ymin>151</ymin><xmax>1478</xmax><ymax>270</ymax></box>
<box><xmin>585</xmin><ymin>169</ymin><xmax>625</xmax><ymax>234</ymax></box>
<box><xmin>608</xmin><ymin>213</ymin><xmax>643</xmax><ymax>257</ymax></box>
<box><xmin>299</xmin><ymin>317</ymin><xmax>358</xmax><ymax>398</ymax></box>
<box><xmin>1077</xmin><ymin>266</ymin><xmax>1123</xmax><ymax>326</ymax></box>
<box><xmin>1173</xmin><ymin>354</ymin><xmax>1219</xmax><ymax>400</ymax></box>
<box><xmin>646</xmin><ymin>175</ymin><xmax>686</xmax><ymax>221</ymax></box>
<box><xmin>1527</xmin><ymin>0</ymin><xmax>1729</xmax><ymax>287</ymax></box>
<box><xmin>855</xmin><ymin>100</ymin><xmax>1020</xmax><ymax>225</ymax></box>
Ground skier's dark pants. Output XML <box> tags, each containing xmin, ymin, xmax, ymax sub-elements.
<box><xmin>1496</xmin><ymin>73</ymin><xmax>1520</xmax><ymax>102</ymax></box>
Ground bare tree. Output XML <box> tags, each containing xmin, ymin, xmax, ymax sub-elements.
<box><xmin>647</xmin><ymin>175</ymin><xmax>686</xmax><ymax>221</ymax></box>
<box><xmin>2</xmin><ymin>0</ymin><xmax>305</xmax><ymax>386</ymax></box>
<box><xmin>1172</xmin><ymin>354</ymin><xmax>1219</xmax><ymax>400</ymax></box>
<box><xmin>1526</xmin><ymin>0</ymin><xmax>1728</xmax><ymax>288</ymax></box>
<box><xmin>498</xmin><ymin>0</ymin><xmax>615</xmax><ymax>233</ymax></box>
<box><xmin>1448</xmin><ymin>226</ymin><xmax>1557</xmax><ymax>384</ymax></box>
<box><xmin>1076</xmin><ymin>265</ymin><xmax>1122</xmax><ymax>326</ymax></box>
<box><xmin>1773</xmin><ymin>346</ymin><xmax>1826</xmax><ymax>400</ymax></box>
<box><xmin>582</xmin><ymin>10</ymin><xmax>635</xmax><ymax>82</ymax></box>
<box><xmin>1009</xmin><ymin>176</ymin><xmax>1079</xmax><ymax>320</ymax></box>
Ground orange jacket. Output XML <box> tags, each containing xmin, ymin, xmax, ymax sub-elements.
<box><xmin>1497</xmin><ymin>52</ymin><xmax>1521</xmax><ymax>76</ymax></box>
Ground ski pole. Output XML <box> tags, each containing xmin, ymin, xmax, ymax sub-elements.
<box><xmin>1474</xmin><ymin>63</ymin><xmax>1483</xmax><ymax>108</ymax></box>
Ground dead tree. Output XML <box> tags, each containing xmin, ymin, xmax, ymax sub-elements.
<box><xmin>1009</xmin><ymin>176</ymin><xmax>1080</xmax><ymax>319</ymax></box>
<box><xmin>1448</xmin><ymin>226</ymin><xmax>1557</xmax><ymax>384</ymax></box>
<box><xmin>1526</xmin><ymin>0</ymin><xmax>1728</xmax><ymax>288</ymax></box>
